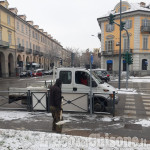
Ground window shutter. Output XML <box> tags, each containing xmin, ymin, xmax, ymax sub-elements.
<box><xmin>112</xmin><ymin>40</ymin><xmax>114</xmax><ymax>50</ymax></box>
<box><xmin>105</xmin><ymin>41</ymin><xmax>108</xmax><ymax>51</ymax></box>
<box><xmin>106</xmin><ymin>24</ymin><xmax>108</xmax><ymax>32</ymax></box>
<box><xmin>142</xmin><ymin>19</ymin><xmax>145</xmax><ymax>26</ymax></box>
<box><xmin>129</xmin><ymin>20</ymin><xmax>132</xmax><ymax>29</ymax></box>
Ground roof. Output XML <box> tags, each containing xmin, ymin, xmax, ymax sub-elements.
<box><xmin>98</xmin><ymin>2</ymin><xmax>150</xmax><ymax>19</ymax></box>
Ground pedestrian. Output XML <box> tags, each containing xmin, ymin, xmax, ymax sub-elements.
<box><xmin>50</xmin><ymin>78</ymin><xmax>63</xmax><ymax>133</ymax></box>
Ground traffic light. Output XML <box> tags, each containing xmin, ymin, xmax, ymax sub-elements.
<box><xmin>123</xmin><ymin>51</ymin><xmax>129</xmax><ymax>63</ymax></box>
<box><xmin>108</xmin><ymin>14</ymin><xmax>115</xmax><ymax>25</ymax></box>
<box><xmin>120</xmin><ymin>21</ymin><xmax>126</xmax><ymax>31</ymax></box>
<box><xmin>60</xmin><ymin>59</ymin><xmax>62</xmax><ymax>65</ymax></box>
<box><xmin>128</xmin><ymin>53</ymin><xmax>133</xmax><ymax>65</ymax></box>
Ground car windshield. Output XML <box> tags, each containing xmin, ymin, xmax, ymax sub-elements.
<box><xmin>92</xmin><ymin>72</ymin><xmax>103</xmax><ymax>84</ymax></box>
<box><xmin>94</xmin><ymin>71</ymin><xmax>102</xmax><ymax>76</ymax></box>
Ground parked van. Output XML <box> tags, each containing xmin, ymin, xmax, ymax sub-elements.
<box><xmin>32</xmin><ymin>69</ymin><xmax>44</xmax><ymax>77</ymax></box>
<box><xmin>56</xmin><ymin>67</ymin><xmax>119</xmax><ymax>112</ymax></box>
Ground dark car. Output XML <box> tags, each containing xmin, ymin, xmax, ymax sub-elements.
<box><xmin>93</xmin><ymin>69</ymin><xmax>110</xmax><ymax>82</ymax></box>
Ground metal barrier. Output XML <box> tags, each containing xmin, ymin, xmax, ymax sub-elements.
<box><xmin>0</xmin><ymin>91</ymin><xmax>29</xmax><ymax>110</ymax></box>
<box><xmin>0</xmin><ymin>90</ymin><xmax>116</xmax><ymax>116</ymax></box>
<box><xmin>62</xmin><ymin>93</ymin><xmax>88</xmax><ymax>113</ymax></box>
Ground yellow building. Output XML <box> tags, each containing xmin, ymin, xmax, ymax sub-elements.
<box><xmin>0</xmin><ymin>0</ymin><xmax>71</xmax><ymax>77</ymax></box>
<box><xmin>0</xmin><ymin>0</ymin><xmax>16</xmax><ymax>77</ymax></box>
<box><xmin>97</xmin><ymin>1</ymin><xmax>150</xmax><ymax>76</ymax></box>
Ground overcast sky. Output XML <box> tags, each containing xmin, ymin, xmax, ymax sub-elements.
<box><xmin>9</xmin><ymin>0</ymin><xmax>150</xmax><ymax>52</ymax></box>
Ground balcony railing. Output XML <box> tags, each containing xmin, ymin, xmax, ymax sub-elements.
<box><xmin>141</xmin><ymin>26</ymin><xmax>150</xmax><ymax>33</ymax></box>
<box><xmin>26</xmin><ymin>48</ymin><xmax>32</xmax><ymax>54</ymax></box>
<box><xmin>102</xmin><ymin>49</ymin><xmax>133</xmax><ymax>56</ymax></box>
<box><xmin>39</xmin><ymin>52</ymin><xmax>44</xmax><ymax>57</ymax></box>
<box><xmin>0</xmin><ymin>40</ymin><xmax>9</xmax><ymax>48</ymax></box>
<box><xmin>33</xmin><ymin>50</ymin><xmax>39</xmax><ymax>55</ymax></box>
<box><xmin>17</xmin><ymin>45</ymin><xmax>24</xmax><ymax>52</ymax></box>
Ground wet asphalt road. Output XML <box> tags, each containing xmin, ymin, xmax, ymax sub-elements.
<box><xmin>0</xmin><ymin>76</ymin><xmax>150</xmax><ymax>143</ymax></box>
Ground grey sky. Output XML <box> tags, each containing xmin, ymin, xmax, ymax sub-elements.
<box><xmin>9</xmin><ymin>0</ymin><xmax>150</xmax><ymax>51</ymax></box>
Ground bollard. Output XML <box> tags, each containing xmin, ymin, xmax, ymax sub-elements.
<box><xmin>113</xmin><ymin>91</ymin><xmax>115</xmax><ymax>117</ymax></box>
<box><xmin>27</xmin><ymin>90</ymin><xmax>31</xmax><ymax>111</ymax></box>
<box><xmin>47</xmin><ymin>89</ymin><xmax>50</xmax><ymax>113</ymax></box>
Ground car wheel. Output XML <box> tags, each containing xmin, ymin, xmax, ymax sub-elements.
<box><xmin>94</xmin><ymin>101</ymin><xmax>105</xmax><ymax>112</ymax></box>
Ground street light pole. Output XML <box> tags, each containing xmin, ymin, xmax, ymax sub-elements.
<box><xmin>118</xmin><ymin>0</ymin><xmax>122</xmax><ymax>89</ymax></box>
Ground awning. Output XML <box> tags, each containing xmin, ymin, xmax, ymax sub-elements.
<box><xmin>107</xmin><ymin>60</ymin><xmax>113</xmax><ymax>64</ymax></box>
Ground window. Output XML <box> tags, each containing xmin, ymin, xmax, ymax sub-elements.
<box><xmin>30</xmin><ymin>42</ymin><xmax>32</xmax><ymax>49</ymax></box>
<box><xmin>8</xmin><ymin>33</ymin><xmax>12</xmax><ymax>45</ymax></box>
<box><xmin>22</xmin><ymin>39</ymin><xmax>24</xmax><ymax>47</ymax></box>
<box><xmin>21</xmin><ymin>24</ymin><xmax>24</xmax><ymax>33</ymax></box>
<box><xmin>105</xmin><ymin>40</ymin><xmax>114</xmax><ymax>51</ymax></box>
<box><xmin>123</xmin><ymin>37</ymin><xmax>130</xmax><ymax>51</ymax></box>
<box><xmin>17</xmin><ymin>38</ymin><xmax>20</xmax><ymax>45</ymax></box>
<box><xmin>26</xmin><ymin>41</ymin><xmax>28</xmax><ymax>48</ymax></box>
<box><xmin>0</xmin><ymin>30</ymin><xmax>2</xmax><ymax>41</ymax></box>
<box><xmin>7</xmin><ymin>15</ymin><xmax>10</xmax><ymax>25</ymax></box>
<box><xmin>33</xmin><ymin>44</ymin><xmax>35</xmax><ymax>50</ymax></box>
<box><xmin>106</xmin><ymin>24</ymin><xmax>114</xmax><ymax>32</ymax></box>
<box><xmin>26</xmin><ymin>26</ymin><xmax>28</xmax><ymax>35</ymax></box>
<box><xmin>59</xmin><ymin>71</ymin><xmax>72</xmax><ymax>84</ymax></box>
<box><xmin>125</xmin><ymin>20</ymin><xmax>132</xmax><ymax>29</ymax></box>
<box><xmin>17</xmin><ymin>22</ymin><xmax>19</xmax><ymax>30</ymax></box>
<box><xmin>142</xmin><ymin>19</ymin><xmax>150</xmax><ymax>27</ymax></box>
<box><xmin>143</xmin><ymin>36</ymin><xmax>148</xmax><ymax>50</ymax></box>
<box><xmin>118</xmin><ymin>6</ymin><xmax>127</xmax><ymax>13</ymax></box>
<box><xmin>32</xmin><ymin>31</ymin><xmax>34</xmax><ymax>38</ymax></box>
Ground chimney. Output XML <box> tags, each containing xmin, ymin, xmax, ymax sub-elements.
<box><xmin>27</xmin><ymin>21</ymin><xmax>34</xmax><ymax>26</ymax></box>
<box><xmin>9</xmin><ymin>8</ymin><xmax>18</xmax><ymax>15</ymax></box>
<box><xmin>0</xmin><ymin>0</ymin><xmax>9</xmax><ymax>9</ymax></box>
<box><xmin>34</xmin><ymin>25</ymin><xmax>39</xmax><ymax>30</ymax></box>
<box><xmin>39</xmin><ymin>29</ymin><xmax>44</xmax><ymax>33</ymax></box>
<box><xmin>18</xmin><ymin>15</ymin><xmax>26</xmax><ymax>21</ymax></box>
<box><xmin>44</xmin><ymin>32</ymin><xmax>47</xmax><ymax>36</ymax></box>
<box><xmin>140</xmin><ymin>2</ymin><xmax>146</xmax><ymax>7</ymax></box>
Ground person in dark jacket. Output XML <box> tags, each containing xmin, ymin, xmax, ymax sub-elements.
<box><xmin>50</xmin><ymin>78</ymin><xmax>63</xmax><ymax>133</ymax></box>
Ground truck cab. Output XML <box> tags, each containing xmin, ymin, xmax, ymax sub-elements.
<box><xmin>56</xmin><ymin>67</ymin><xmax>119</xmax><ymax>112</ymax></box>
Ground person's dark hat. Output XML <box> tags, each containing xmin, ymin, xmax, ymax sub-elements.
<box><xmin>55</xmin><ymin>78</ymin><xmax>62</xmax><ymax>87</ymax></box>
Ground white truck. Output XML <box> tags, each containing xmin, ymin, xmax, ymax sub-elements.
<box><xmin>9</xmin><ymin>67</ymin><xmax>119</xmax><ymax>112</ymax></box>
<box><xmin>56</xmin><ymin>67</ymin><xmax>119</xmax><ymax>112</ymax></box>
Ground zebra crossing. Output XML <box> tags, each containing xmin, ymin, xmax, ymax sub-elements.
<box><xmin>124</xmin><ymin>95</ymin><xmax>136</xmax><ymax>118</ymax></box>
<box><xmin>123</xmin><ymin>87</ymin><xmax>150</xmax><ymax>118</ymax></box>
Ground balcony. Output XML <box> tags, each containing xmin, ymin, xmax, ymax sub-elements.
<box><xmin>0</xmin><ymin>40</ymin><xmax>9</xmax><ymax>48</ymax></box>
<box><xmin>33</xmin><ymin>50</ymin><xmax>39</xmax><ymax>55</ymax></box>
<box><xmin>102</xmin><ymin>49</ymin><xmax>133</xmax><ymax>56</ymax></box>
<box><xmin>141</xmin><ymin>26</ymin><xmax>150</xmax><ymax>33</ymax></box>
<box><xmin>102</xmin><ymin>51</ymin><xmax>114</xmax><ymax>56</ymax></box>
<box><xmin>39</xmin><ymin>52</ymin><xmax>44</xmax><ymax>57</ymax></box>
<box><xmin>26</xmin><ymin>48</ymin><xmax>32</xmax><ymax>54</ymax></box>
<box><xmin>17</xmin><ymin>45</ymin><xmax>24</xmax><ymax>52</ymax></box>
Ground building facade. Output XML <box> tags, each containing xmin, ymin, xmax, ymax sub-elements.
<box><xmin>97</xmin><ymin>1</ymin><xmax>150</xmax><ymax>76</ymax></box>
<box><xmin>0</xmin><ymin>0</ymin><xmax>70</xmax><ymax>77</ymax></box>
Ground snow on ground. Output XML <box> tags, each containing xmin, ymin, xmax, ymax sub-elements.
<box><xmin>117</xmin><ymin>88</ymin><xmax>138</xmax><ymax>94</ymax></box>
<box><xmin>134</xmin><ymin>119</ymin><xmax>150</xmax><ymax>127</ymax></box>
<box><xmin>112</xmin><ymin>76</ymin><xmax>150</xmax><ymax>83</ymax></box>
<box><xmin>0</xmin><ymin>129</ymin><xmax>149</xmax><ymax>150</ymax></box>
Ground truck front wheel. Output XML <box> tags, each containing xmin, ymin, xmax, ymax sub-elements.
<box><xmin>94</xmin><ymin>99</ymin><xmax>106</xmax><ymax>112</ymax></box>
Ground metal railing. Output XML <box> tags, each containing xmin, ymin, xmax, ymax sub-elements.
<box><xmin>17</xmin><ymin>45</ymin><xmax>24</xmax><ymax>52</ymax></box>
<box><xmin>26</xmin><ymin>48</ymin><xmax>32</xmax><ymax>54</ymax></box>
<box><xmin>141</xmin><ymin>26</ymin><xmax>150</xmax><ymax>32</ymax></box>
<box><xmin>0</xmin><ymin>40</ymin><xmax>9</xmax><ymax>48</ymax></box>
<box><xmin>0</xmin><ymin>90</ymin><xmax>116</xmax><ymax>116</ymax></box>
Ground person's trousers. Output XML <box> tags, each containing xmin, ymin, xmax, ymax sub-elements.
<box><xmin>50</xmin><ymin>106</ymin><xmax>62</xmax><ymax>133</ymax></box>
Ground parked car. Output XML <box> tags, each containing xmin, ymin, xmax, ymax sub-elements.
<box><xmin>92</xmin><ymin>69</ymin><xmax>110</xmax><ymax>82</ymax></box>
<box><xmin>32</xmin><ymin>69</ymin><xmax>44</xmax><ymax>77</ymax></box>
<box><xmin>44</xmin><ymin>70</ymin><xmax>53</xmax><ymax>75</ymax></box>
<box><xmin>19</xmin><ymin>71</ymin><xmax>28</xmax><ymax>77</ymax></box>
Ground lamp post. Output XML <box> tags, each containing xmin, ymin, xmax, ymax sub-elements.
<box><xmin>118</xmin><ymin>0</ymin><xmax>122</xmax><ymax>89</ymax></box>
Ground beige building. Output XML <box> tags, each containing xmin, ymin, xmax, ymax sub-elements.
<box><xmin>0</xmin><ymin>0</ymin><xmax>70</xmax><ymax>77</ymax></box>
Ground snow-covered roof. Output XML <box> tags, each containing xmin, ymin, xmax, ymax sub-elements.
<box><xmin>99</xmin><ymin>2</ymin><xmax>150</xmax><ymax>19</ymax></box>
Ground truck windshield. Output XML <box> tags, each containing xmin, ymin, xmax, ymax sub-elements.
<box><xmin>92</xmin><ymin>72</ymin><xmax>103</xmax><ymax>84</ymax></box>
